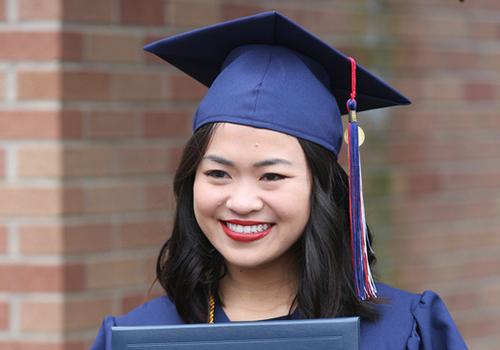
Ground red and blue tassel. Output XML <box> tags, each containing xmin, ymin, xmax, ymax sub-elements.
<box><xmin>346</xmin><ymin>57</ymin><xmax>377</xmax><ymax>300</ymax></box>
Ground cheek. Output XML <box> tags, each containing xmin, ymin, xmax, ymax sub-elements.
<box><xmin>193</xmin><ymin>176</ymin><xmax>224</xmax><ymax>226</ymax></box>
<box><xmin>271</xmin><ymin>183</ymin><xmax>311</xmax><ymax>218</ymax></box>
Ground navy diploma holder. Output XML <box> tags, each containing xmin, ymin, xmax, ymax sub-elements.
<box><xmin>112</xmin><ymin>317</ymin><xmax>360</xmax><ymax>350</ymax></box>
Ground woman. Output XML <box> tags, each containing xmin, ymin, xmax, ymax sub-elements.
<box><xmin>91</xmin><ymin>11</ymin><xmax>467</xmax><ymax>349</ymax></box>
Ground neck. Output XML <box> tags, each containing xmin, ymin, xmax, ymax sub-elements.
<box><xmin>218</xmin><ymin>253</ymin><xmax>298</xmax><ymax>321</ymax></box>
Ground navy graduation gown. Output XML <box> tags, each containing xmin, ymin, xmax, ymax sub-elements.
<box><xmin>91</xmin><ymin>283</ymin><xmax>467</xmax><ymax>350</ymax></box>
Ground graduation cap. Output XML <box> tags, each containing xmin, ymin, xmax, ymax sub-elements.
<box><xmin>144</xmin><ymin>11</ymin><xmax>410</xmax><ymax>301</ymax></box>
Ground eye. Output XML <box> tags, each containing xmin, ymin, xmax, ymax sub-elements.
<box><xmin>260</xmin><ymin>173</ymin><xmax>286</xmax><ymax>181</ymax></box>
<box><xmin>204</xmin><ymin>170</ymin><xmax>230</xmax><ymax>179</ymax></box>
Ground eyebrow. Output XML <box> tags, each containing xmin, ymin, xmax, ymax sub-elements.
<box><xmin>203</xmin><ymin>155</ymin><xmax>293</xmax><ymax>168</ymax></box>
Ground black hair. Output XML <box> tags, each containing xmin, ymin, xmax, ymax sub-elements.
<box><xmin>156</xmin><ymin>123</ymin><xmax>378</xmax><ymax>323</ymax></box>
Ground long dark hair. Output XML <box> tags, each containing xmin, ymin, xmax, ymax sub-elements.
<box><xmin>156</xmin><ymin>123</ymin><xmax>378</xmax><ymax>323</ymax></box>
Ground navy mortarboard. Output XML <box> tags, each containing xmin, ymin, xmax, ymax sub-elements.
<box><xmin>144</xmin><ymin>11</ymin><xmax>410</xmax><ymax>301</ymax></box>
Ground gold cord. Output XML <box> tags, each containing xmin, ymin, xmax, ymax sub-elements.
<box><xmin>208</xmin><ymin>293</ymin><xmax>215</xmax><ymax>323</ymax></box>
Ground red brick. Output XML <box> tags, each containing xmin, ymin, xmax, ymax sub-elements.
<box><xmin>86</xmin><ymin>111</ymin><xmax>139</xmax><ymax>139</ymax></box>
<box><xmin>18</xmin><ymin>0</ymin><xmax>61</xmax><ymax>20</ymax></box>
<box><xmin>63</xmin><ymin>146</ymin><xmax>116</xmax><ymax>177</ymax></box>
<box><xmin>0</xmin><ymin>186</ymin><xmax>83</xmax><ymax>216</ymax></box>
<box><xmin>454</xmin><ymin>302</ymin><xmax>500</xmax><ymax>339</ymax></box>
<box><xmin>144</xmin><ymin>183</ymin><xmax>173</xmax><ymax>210</ymax></box>
<box><xmin>221</xmin><ymin>3</ymin><xmax>265</xmax><ymax>21</ymax></box>
<box><xmin>392</xmin><ymin>229</ymin><xmax>500</xmax><ymax>258</ymax></box>
<box><xmin>119</xmin><ymin>0</ymin><xmax>165</xmax><ymax>26</ymax></box>
<box><xmin>20</xmin><ymin>301</ymin><xmax>63</xmax><ymax>331</ymax></box>
<box><xmin>61</xmin><ymin>32</ymin><xmax>84</xmax><ymax>61</ymax></box>
<box><xmin>17</xmin><ymin>0</ymin><xmax>117</xmax><ymax>23</ymax></box>
<box><xmin>389</xmin><ymin>109</ymin><xmax>500</xmax><ymax>132</ymax></box>
<box><xmin>0</xmin><ymin>32</ymin><xmax>82</xmax><ymax>60</ymax></box>
<box><xmin>19</xmin><ymin>223</ymin><xmax>113</xmax><ymax>254</ymax></box>
<box><xmin>0</xmin><ymin>341</ymin><xmax>86</xmax><ymax>350</ymax></box>
<box><xmin>420</xmin><ymin>77</ymin><xmax>463</xmax><ymax>101</ymax></box>
<box><xmin>61</xmin><ymin>110</ymin><xmax>84</xmax><ymax>138</ymax></box>
<box><xmin>63</xmin><ymin>187</ymin><xmax>85</xmax><ymax>214</ymax></box>
<box><xmin>392</xmin><ymin>196</ymin><xmax>498</xmax><ymax>224</ymax></box>
<box><xmin>64</xmin><ymin>298</ymin><xmax>113</xmax><ymax>330</ymax></box>
<box><xmin>442</xmin><ymin>170</ymin><xmax>500</xmax><ymax>191</ymax></box>
<box><xmin>168</xmin><ymin>0</ymin><xmax>220</xmax><ymax>27</ymax></box>
<box><xmin>0</xmin><ymin>264</ymin><xmax>85</xmax><ymax>292</ymax></box>
<box><xmin>478</xmin><ymin>283</ymin><xmax>500</xmax><ymax>308</ymax></box>
<box><xmin>170</xmin><ymin>74</ymin><xmax>207</xmax><ymax>101</ymax></box>
<box><xmin>144</xmin><ymin>255</ymin><xmax>157</xmax><ymax>282</ymax></box>
<box><xmin>464</xmin><ymin>82</ymin><xmax>496</xmax><ymax>101</ymax></box>
<box><xmin>462</xmin><ymin>0</ymin><xmax>500</xmax><ymax>10</ymax></box>
<box><xmin>480</xmin><ymin>51</ymin><xmax>500</xmax><ymax>70</ymax></box>
<box><xmin>68</xmin><ymin>341</ymin><xmax>90</xmax><ymax>350</ymax></box>
<box><xmin>0</xmin><ymin>70</ymin><xmax>4</xmax><ymax>100</ymax></box>
<box><xmin>62</xmin><ymin>0</ymin><xmax>112</xmax><ymax>23</ymax></box>
<box><xmin>111</xmin><ymin>72</ymin><xmax>166</xmax><ymax>101</ymax></box>
<box><xmin>395</xmin><ymin>256</ymin><xmax>500</xmax><ymax>288</ymax></box>
<box><xmin>467</xmin><ymin>337</ymin><xmax>500</xmax><ymax>350</ymax></box>
<box><xmin>21</xmin><ymin>298</ymin><xmax>113</xmax><ymax>331</ymax></box>
<box><xmin>0</xmin><ymin>226</ymin><xmax>6</xmax><ymax>253</ymax></box>
<box><xmin>62</xmin><ymin>71</ymin><xmax>110</xmax><ymax>101</ymax></box>
<box><xmin>403</xmin><ymin>171</ymin><xmax>442</xmax><ymax>195</ymax></box>
<box><xmin>393</xmin><ymin>45</ymin><xmax>478</xmax><ymax>71</ymax></box>
<box><xmin>0</xmin><ymin>301</ymin><xmax>8</xmax><ymax>330</ymax></box>
<box><xmin>17</xmin><ymin>70</ymin><xmax>61</xmax><ymax>100</ymax></box>
<box><xmin>86</xmin><ymin>259</ymin><xmax>148</xmax><ymax>289</ymax></box>
<box><xmin>168</xmin><ymin>145</ymin><xmax>185</xmax><ymax>173</ymax></box>
<box><xmin>143</xmin><ymin>111</ymin><xmax>192</xmax><ymax>138</ymax></box>
<box><xmin>393</xmin><ymin>14</ymin><xmax>468</xmax><ymax>40</ymax></box>
<box><xmin>388</xmin><ymin>78</ymin><xmax>423</xmax><ymax>103</ymax></box>
<box><xmin>442</xmin><ymin>290</ymin><xmax>479</xmax><ymax>312</ymax></box>
<box><xmin>115</xmin><ymin>146</ymin><xmax>170</xmax><ymax>175</ymax></box>
<box><xmin>0</xmin><ymin>149</ymin><xmax>4</xmax><ymax>178</ymax></box>
<box><xmin>84</xmin><ymin>182</ymin><xmax>144</xmax><ymax>213</ymax></box>
<box><xmin>391</xmin><ymin>140</ymin><xmax>500</xmax><ymax>164</ymax></box>
<box><xmin>468</xmin><ymin>20</ymin><xmax>499</xmax><ymax>40</ymax></box>
<box><xmin>17</xmin><ymin>146</ymin><xmax>62</xmax><ymax>177</ymax></box>
<box><xmin>0</xmin><ymin>0</ymin><xmax>5</xmax><ymax>20</ymax></box>
<box><xmin>285</xmin><ymin>8</ymin><xmax>364</xmax><ymax>36</ymax></box>
<box><xmin>86</xmin><ymin>33</ymin><xmax>141</xmax><ymax>63</ymax></box>
<box><xmin>119</xmin><ymin>219</ymin><xmax>170</xmax><ymax>249</ymax></box>
<box><xmin>0</xmin><ymin>110</ymin><xmax>82</xmax><ymax>139</ymax></box>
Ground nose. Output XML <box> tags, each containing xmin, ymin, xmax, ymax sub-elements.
<box><xmin>225</xmin><ymin>181</ymin><xmax>263</xmax><ymax>214</ymax></box>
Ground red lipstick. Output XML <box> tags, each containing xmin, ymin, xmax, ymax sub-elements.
<box><xmin>220</xmin><ymin>221</ymin><xmax>273</xmax><ymax>242</ymax></box>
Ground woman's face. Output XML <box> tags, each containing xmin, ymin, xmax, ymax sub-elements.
<box><xmin>193</xmin><ymin>123</ymin><xmax>311</xmax><ymax>270</ymax></box>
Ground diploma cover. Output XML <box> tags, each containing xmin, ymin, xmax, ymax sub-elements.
<box><xmin>112</xmin><ymin>317</ymin><xmax>359</xmax><ymax>349</ymax></box>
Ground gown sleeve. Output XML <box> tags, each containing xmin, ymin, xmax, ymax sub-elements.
<box><xmin>407</xmin><ymin>290</ymin><xmax>468</xmax><ymax>350</ymax></box>
<box><xmin>90</xmin><ymin>316</ymin><xmax>117</xmax><ymax>350</ymax></box>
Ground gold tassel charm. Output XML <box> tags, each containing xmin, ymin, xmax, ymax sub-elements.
<box><xmin>208</xmin><ymin>293</ymin><xmax>215</xmax><ymax>323</ymax></box>
<box><xmin>344</xmin><ymin>110</ymin><xmax>365</xmax><ymax>146</ymax></box>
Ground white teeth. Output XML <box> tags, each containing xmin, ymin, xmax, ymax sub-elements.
<box><xmin>226</xmin><ymin>222</ymin><xmax>271</xmax><ymax>234</ymax></box>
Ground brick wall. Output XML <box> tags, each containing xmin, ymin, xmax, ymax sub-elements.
<box><xmin>382</xmin><ymin>2</ymin><xmax>500</xmax><ymax>349</ymax></box>
<box><xmin>0</xmin><ymin>0</ymin><xmax>193</xmax><ymax>348</ymax></box>
<box><xmin>0</xmin><ymin>0</ymin><xmax>498</xmax><ymax>349</ymax></box>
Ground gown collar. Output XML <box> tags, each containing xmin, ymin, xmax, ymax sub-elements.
<box><xmin>214</xmin><ymin>305</ymin><xmax>300</xmax><ymax>323</ymax></box>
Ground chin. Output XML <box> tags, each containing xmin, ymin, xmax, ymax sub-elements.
<box><xmin>220</xmin><ymin>251</ymin><xmax>272</xmax><ymax>270</ymax></box>
<box><xmin>223</xmin><ymin>249</ymin><xmax>293</xmax><ymax>271</ymax></box>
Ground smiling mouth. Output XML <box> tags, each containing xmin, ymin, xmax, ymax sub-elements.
<box><xmin>220</xmin><ymin>221</ymin><xmax>274</xmax><ymax>242</ymax></box>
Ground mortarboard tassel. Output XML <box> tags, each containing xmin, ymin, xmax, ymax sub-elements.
<box><xmin>346</xmin><ymin>57</ymin><xmax>377</xmax><ymax>300</ymax></box>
